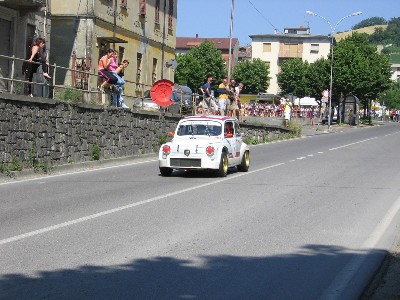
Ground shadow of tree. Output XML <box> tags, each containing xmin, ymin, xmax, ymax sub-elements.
<box><xmin>0</xmin><ymin>244</ymin><xmax>387</xmax><ymax>299</ymax></box>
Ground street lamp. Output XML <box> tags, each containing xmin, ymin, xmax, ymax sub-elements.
<box><xmin>306</xmin><ymin>10</ymin><xmax>362</xmax><ymax>129</ymax></box>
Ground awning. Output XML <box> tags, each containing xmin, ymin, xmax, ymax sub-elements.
<box><xmin>294</xmin><ymin>97</ymin><xmax>319</xmax><ymax>106</ymax></box>
<box><xmin>97</xmin><ymin>37</ymin><xmax>128</xmax><ymax>44</ymax></box>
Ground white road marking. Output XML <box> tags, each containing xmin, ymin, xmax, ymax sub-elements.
<box><xmin>0</xmin><ymin>162</ymin><xmax>284</xmax><ymax>245</ymax></box>
<box><xmin>329</xmin><ymin>137</ymin><xmax>377</xmax><ymax>151</ymax></box>
<box><xmin>0</xmin><ymin>158</ymin><xmax>158</xmax><ymax>186</ymax></box>
<box><xmin>320</xmin><ymin>195</ymin><xmax>400</xmax><ymax>300</ymax></box>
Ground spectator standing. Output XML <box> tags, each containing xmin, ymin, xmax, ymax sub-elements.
<box><xmin>227</xmin><ymin>79</ymin><xmax>237</xmax><ymax>117</ymax></box>
<box><xmin>217</xmin><ymin>78</ymin><xmax>229</xmax><ymax>116</ymax></box>
<box><xmin>235</xmin><ymin>83</ymin><xmax>244</xmax><ymax>121</ymax></box>
<box><xmin>114</xmin><ymin>59</ymin><xmax>129</xmax><ymax>108</ymax></box>
<box><xmin>284</xmin><ymin>100</ymin><xmax>292</xmax><ymax>128</ymax></box>
<box><xmin>200</xmin><ymin>77</ymin><xmax>217</xmax><ymax>114</ymax></box>
<box><xmin>26</xmin><ymin>38</ymin><xmax>51</xmax><ymax>97</ymax></box>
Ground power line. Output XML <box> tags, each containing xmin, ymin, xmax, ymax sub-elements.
<box><xmin>248</xmin><ymin>1</ymin><xmax>281</xmax><ymax>33</ymax></box>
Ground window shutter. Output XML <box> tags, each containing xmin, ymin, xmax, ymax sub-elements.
<box><xmin>168</xmin><ymin>0</ymin><xmax>173</xmax><ymax>29</ymax></box>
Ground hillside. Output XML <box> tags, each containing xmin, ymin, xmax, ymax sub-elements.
<box><xmin>334</xmin><ymin>24</ymin><xmax>388</xmax><ymax>42</ymax></box>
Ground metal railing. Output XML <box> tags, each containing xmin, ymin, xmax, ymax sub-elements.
<box><xmin>0</xmin><ymin>53</ymin><xmax>207</xmax><ymax>115</ymax></box>
<box><xmin>0</xmin><ymin>53</ymin><xmax>154</xmax><ymax>108</ymax></box>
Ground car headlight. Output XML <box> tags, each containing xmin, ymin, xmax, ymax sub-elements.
<box><xmin>206</xmin><ymin>146</ymin><xmax>215</xmax><ymax>157</ymax></box>
<box><xmin>162</xmin><ymin>145</ymin><xmax>171</xmax><ymax>155</ymax></box>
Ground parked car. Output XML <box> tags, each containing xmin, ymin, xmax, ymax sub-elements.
<box><xmin>158</xmin><ymin>115</ymin><xmax>250</xmax><ymax>177</ymax></box>
<box><xmin>133</xmin><ymin>84</ymin><xmax>194</xmax><ymax>114</ymax></box>
<box><xmin>133</xmin><ymin>89</ymin><xmax>160</xmax><ymax>111</ymax></box>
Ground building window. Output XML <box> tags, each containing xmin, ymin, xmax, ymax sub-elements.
<box><xmin>155</xmin><ymin>0</ymin><xmax>160</xmax><ymax>24</ymax></box>
<box><xmin>263</xmin><ymin>43</ymin><xmax>271</xmax><ymax>52</ymax></box>
<box><xmin>136</xmin><ymin>53</ymin><xmax>142</xmax><ymax>87</ymax></box>
<box><xmin>139</xmin><ymin>0</ymin><xmax>146</xmax><ymax>16</ymax></box>
<box><xmin>120</xmin><ymin>0</ymin><xmax>127</xmax><ymax>9</ymax></box>
<box><xmin>168</xmin><ymin>0</ymin><xmax>173</xmax><ymax>30</ymax></box>
<box><xmin>118</xmin><ymin>46</ymin><xmax>125</xmax><ymax>64</ymax></box>
<box><xmin>310</xmin><ymin>43</ymin><xmax>319</xmax><ymax>54</ymax></box>
<box><xmin>152</xmin><ymin>58</ymin><xmax>158</xmax><ymax>84</ymax></box>
<box><xmin>284</xmin><ymin>43</ymin><xmax>299</xmax><ymax>57</ymax></box>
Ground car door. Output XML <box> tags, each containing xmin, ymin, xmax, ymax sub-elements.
<box><xmin>234</xmin><ymin>121</ymin><xmax>243</xmax><ymax>162</ymax></box>
<box><xmin>224</xmin><ymin>121</ymin><xmax>238</xmax><ymax>164</ymax></box>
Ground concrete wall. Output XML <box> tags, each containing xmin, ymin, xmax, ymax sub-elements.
<box><xmin>0</xmin><ymin>94</ymin><xmax>289</xmax><ymax>169</ymax></box>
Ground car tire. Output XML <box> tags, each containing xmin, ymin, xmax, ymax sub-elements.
<box><xmin>160</xmin><ymin>167</ymin><xmax>173</xmax><ymax>177</ymax></box>
<box><xmin>216</xmin><ymin>152</ymin><xmax>228</xmax><ymax>177</ymax></box>
<box><xmin>237</xmin><ymin>151</ymin><xmax>250</xmax><ymax>172</ymax></box>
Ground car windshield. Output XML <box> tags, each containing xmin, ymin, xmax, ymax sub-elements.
<box><xmin>177</xmin><ymin>121</ymin><xmax>222</xmax><ymax>136</ymax></box>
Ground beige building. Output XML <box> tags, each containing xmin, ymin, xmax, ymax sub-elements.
<box><xmin>49</xmin><ymin>0</ymin><xmax>177</xmax><ymax>98</ymax></box>
<box><xmin>250</xmin><ymin>27</ymin><xmax>331</xmax><ymax>95</ymax></box>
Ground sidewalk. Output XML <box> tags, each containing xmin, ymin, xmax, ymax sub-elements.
<box><xmin>301</xmin><ymin>123</ymin><xmax>359</xmax><ymax>136</ymax></box>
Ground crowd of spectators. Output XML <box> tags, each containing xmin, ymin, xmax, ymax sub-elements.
<box><xmin>242</xmin><ymin>101</ymin><xmax>320</xmax><ymax>119</ymax></box>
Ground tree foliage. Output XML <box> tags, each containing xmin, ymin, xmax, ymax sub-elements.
<box><xmin>379</xmin><ymin>80</ymin><xmax>400</xmax><ymax>109</ymax></box>
<box><xmin>231</xmin><ymin>58</ymin><xmax>270</xmax><ymax>94</ymax></box>
<box><xmin>306</xmin><ymin>57</ymin><xmax>330</xmax><ymax>104</ymax></box>
<box><xmin>352</xmin><ymin>17</ymin><xmax>387</xmax><ymax>30</ymax></box>
<box><xmin>174</xmin><ymin>40</ymin><xmax>226</xmax><ymax>92</ymax></box>
<box><xmin>277</xmin><ymin>58</ymin><xmax>310</xmax><ymax>98</ymax></box>
<box><xmin>333</xmin><ymin>33</ymin><xmax>392</xmax><ymax>104</ymax></box>
<box><xmin>369</xmin><ymin>17</ymin><xmax>400</xmax><ymax>49</ymax></box>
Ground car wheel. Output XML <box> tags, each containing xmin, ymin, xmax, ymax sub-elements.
<box><xmin>160</xmin><ymin>167</ymin><xmax>173</xmax><ymax>177</ymax></box>
<box><xmin>237</xmin><ymin>151</ymin><xmax>250</xmax><ymax>172</ymax></box>
<box><xmin>216</xmin><ymin>152</ymin><xmax>228</xmax><ymax>177</ymax></box>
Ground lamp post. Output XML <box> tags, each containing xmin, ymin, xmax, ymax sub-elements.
<box><xmin>306</xmin><ymin>10</ymin><xmax>362</xmax><ymax>129</ymax></box>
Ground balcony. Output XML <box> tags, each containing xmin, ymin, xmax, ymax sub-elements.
<box><xmin>0</xmin><ymin>0</ymin><xmax>45</xmax><ymax>10</ymax></box>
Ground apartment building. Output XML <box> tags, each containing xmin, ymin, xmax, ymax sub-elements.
<box><xmin>50</xmin><ymin>0</ymin><xmax>177</xmax><ymax>97</ymax></box>
<box><xmin>250</xmin><ymin>27</ymin><xmax>331</xmax><ymax>95</ymax></box>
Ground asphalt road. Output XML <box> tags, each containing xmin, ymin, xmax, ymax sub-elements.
<box><xmin>1</xmin><ymin>123</ymin><xmax>400</xmax><ymax>299</ymax></box>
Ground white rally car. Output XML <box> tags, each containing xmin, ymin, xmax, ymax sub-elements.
<box><xmin>159</xmin><ymin>115</ymin><xmax>250</xmax><ymax>177</ymax></box>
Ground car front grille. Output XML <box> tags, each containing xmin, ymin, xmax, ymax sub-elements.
<box><xmin>170</xmin><ymin>158</ymin><xmax>201</xmax><ymax>168</ymax></box>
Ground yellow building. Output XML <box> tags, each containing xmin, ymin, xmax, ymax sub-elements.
<box><xmin>49</xmin><ymin>0</ymin><xmax>177</xmax><ymax>98</ymax></box>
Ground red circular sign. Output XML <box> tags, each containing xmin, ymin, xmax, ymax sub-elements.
<box><xmin>150</xmin><ymin>79</ymin><xmax>174</xmax><ymax>107</ymax></box>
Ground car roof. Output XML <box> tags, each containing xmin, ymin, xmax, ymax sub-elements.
<box><xmin>181</xmin><ymin>115</ymin><xmax>236</xmax><ymax>122</ymax></box>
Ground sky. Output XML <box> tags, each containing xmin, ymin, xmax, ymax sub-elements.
<box><xmin>177</xmin><ymin>0</ymin><xmax>399</xmax><ymax>46</ymax></box>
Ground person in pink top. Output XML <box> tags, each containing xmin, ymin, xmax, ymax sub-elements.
<box><xmin>98</xmin><ymin>49</ymin><xmax>118</xmax><ymax>93</ymax></box>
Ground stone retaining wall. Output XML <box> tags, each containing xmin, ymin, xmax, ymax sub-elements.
<box><xmin>0</xmin><ymin>94</ymin><xmax>289</xmax><ymax>168</ymax></box>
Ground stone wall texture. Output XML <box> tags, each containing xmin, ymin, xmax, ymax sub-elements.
<box><xmin>0</xmin><ymin>94</ymin><xmax>289</xmax><ymax>168</ymax></box>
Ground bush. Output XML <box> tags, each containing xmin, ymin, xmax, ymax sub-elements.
<box><xmin>56</xmin><ymin>87</ymin><xmax>83</xmax><ymax>103</ymax></box>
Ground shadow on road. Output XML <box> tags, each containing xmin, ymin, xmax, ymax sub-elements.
<box><xmin>0</xmin><ymin>244</ymin><xmax>386</xmax><ymax>299</ymax></box>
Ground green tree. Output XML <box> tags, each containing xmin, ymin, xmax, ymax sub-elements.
<box><xmin>333</xmin><ymin>33</ymin><xmax>392</xmax><ymax>119</ymax></box>
<box><xmin>174</xmin><ymin>40</ymin><xmax>226</xmax><ymax>92</ymax></box>
<box><xmin>231</xmin><ymin>58</ymin><xmax>270</xmax><ymax>94</ymax></box>
<box><xmin>306</xmin><ymin>57</ymin><xmax>330</xmax><ymax>105</ymax></box>
<box><xmin>277</xmin><ymin>58</ymin><xmax>309</xmax><ymax>98</ymax></box>
<box><xmin>352</xmin><ymin>17</ymin><xmax>387</xmax><ymax>30</ymax></box>
<box><xmin>379</xmin><ymin>80</ymin><xmax>400</xmax><ymax>109</ymax></box>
